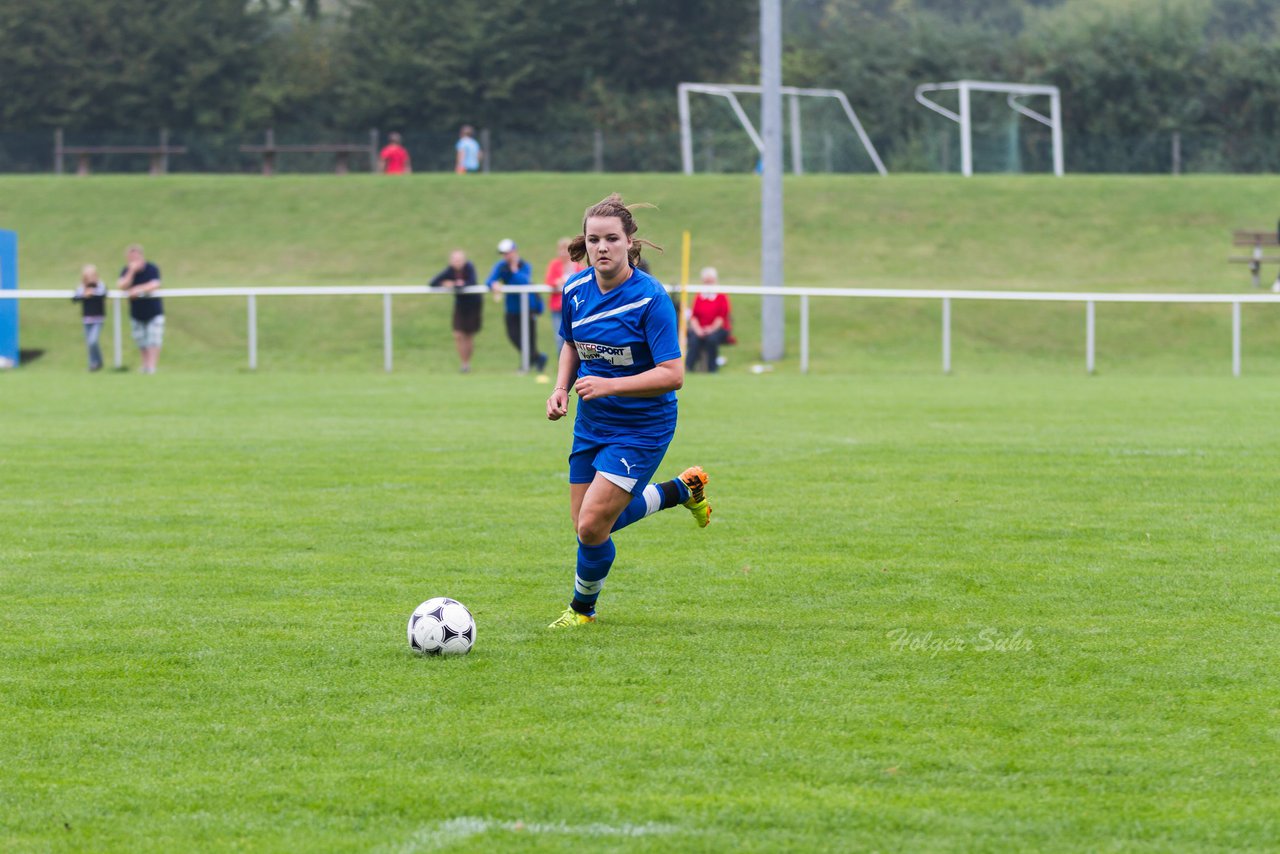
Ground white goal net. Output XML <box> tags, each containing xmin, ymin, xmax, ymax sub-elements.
<box><xmin>677</xmin><ymin>82</ymin><xmax>888</xmax><ymax>176</ymax></box>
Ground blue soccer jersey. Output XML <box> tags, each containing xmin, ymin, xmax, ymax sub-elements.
<box><xmin>560</xmin><ymin>265</ymin><xmax>682</xmax><ymax>442</ymax></box>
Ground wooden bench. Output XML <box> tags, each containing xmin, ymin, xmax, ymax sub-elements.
<box><xmin>1230</xmin><ymin>228</ymin><xmax>1280</xmax><ymax>290</ymax></box>
<box><xmin>239</xmin><ymin>131</ymin><xmax>378</xmax><ymax>175</ymax></box>
<box><xmin>58</xmin><ymin>145</ymin><xmax>186</xmax><ymax>175</ymax></box>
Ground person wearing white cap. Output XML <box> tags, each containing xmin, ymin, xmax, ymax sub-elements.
<box><xmin>486</xmin><ymin>238</ymin><xmax>547</xmax><ymax>373</ymax></box>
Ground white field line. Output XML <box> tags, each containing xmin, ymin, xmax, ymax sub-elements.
<box><xmin>395</xmin><ymin>816</ymin><xmax>682</xmax><ymax>853</ymax></box>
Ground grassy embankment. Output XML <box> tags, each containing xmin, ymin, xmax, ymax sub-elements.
<box><xmin>2</xmin><ymin>173</ymin><xmax>1278</xmax><ymax>374</ymax></box>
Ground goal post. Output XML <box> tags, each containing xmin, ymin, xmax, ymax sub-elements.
<box><xmin>914</xmin><ymin>80</ymin><xmax>1064</xmax><ymax>177</ymax></box>
<box><xmin>678</xmin><ymin>82</ymin><xmax>888</xmax><ymax>176</ymax></box>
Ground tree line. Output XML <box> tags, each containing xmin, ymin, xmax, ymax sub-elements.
<box><xmin>1</xmin><ymin>0</ymin><xmax>1277</xmax><ymax>172</ymax></box>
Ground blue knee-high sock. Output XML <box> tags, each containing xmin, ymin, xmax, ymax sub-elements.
<box><xmin>610</xmin><ymin>479</ymin><xmax>689</xmax><ymax>533</ymax></box>
<box><xmin>571</xmin><ymin>537</ymin><xmax>616</xmax><ymax>614</ymax></box>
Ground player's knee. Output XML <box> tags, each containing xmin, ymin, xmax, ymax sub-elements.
<box><xmin>576</xmin><ymin>517</ymin><xmax>609</xmax><ymax>545</ymax></box>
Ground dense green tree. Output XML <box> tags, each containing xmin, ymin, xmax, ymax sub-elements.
<box><xmin>773</xmin><ymin>0</ymin><xmax>1022</xmax><ymax>168</ymax></box>
<box><xmin>775</xmin><ymin>0</ymin><xmax>1280</xmax><ymax>171</ymax></box>
<box><xmin>1</xmin><ymin>0</ymin><xmax>1279</xmax><ymax>172</ymax></box>
<box><xmin>1204</xmin><ymin>0</ymin><xmax>1280</xmax><ymax>38</ymax></box>
<box><xmin>335</xmin><ymin>0</ymin><xmax>755</xmax><ymax>132</ymax></box>
<box><xmin>0</xmin><ymin>0</ymin><xmax>268</xmax><ymax>131</ymax></box>
<box><xmin>243</xmin><ymin>13</ymin><xmax>348</xmax><ymax>128</ymax></box>
<box><xmin>1024</xmin><ymin>2</ymin><xmax>1210</xmax><ymax>133</ymax></box>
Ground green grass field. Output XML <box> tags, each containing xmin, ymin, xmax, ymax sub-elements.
<box><xmin>2</xmin><ymin>371</ymin><xmax>1277</xmax><ymax>851</ymax></box>
<box><xmin>2</xmin><ymin>174</ymin><xmax>1279</xmax><ymax>850</ymax></box>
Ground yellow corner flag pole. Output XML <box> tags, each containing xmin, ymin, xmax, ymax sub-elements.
<box><xmin>679</xmin><ymin>229</ymin><xmax>691</xmax><ymax>355</ymax></box>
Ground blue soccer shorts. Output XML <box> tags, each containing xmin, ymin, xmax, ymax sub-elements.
<box><xmin>568</xmin><ymin>433</ymin><xmax>673</xmax><ymax>495</ymax></box>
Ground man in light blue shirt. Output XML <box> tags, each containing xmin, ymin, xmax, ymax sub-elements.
<box><xmin>455</xmin><ymin>125</ymin><xmax>482</xmax><ymax>173</ymax></box>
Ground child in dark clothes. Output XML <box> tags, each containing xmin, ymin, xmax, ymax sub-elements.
<box><xmin>72</xmin><ymin>264</ymin><xmax>107</xmax><ymax>371</ymax></box>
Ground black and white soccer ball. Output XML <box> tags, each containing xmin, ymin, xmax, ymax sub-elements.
<box><xmin>407</xmin><ymin>597</ymin><xmax>475</xmax><ymax>656</ymax></box>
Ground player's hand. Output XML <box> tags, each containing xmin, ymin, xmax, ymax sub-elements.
<box><xmin>546</xmin><ymin>387</ymin><xmax>569</xmax><ymax>420</ymax></box>
<box><xmin>574</xmin><ymin>376</ymin><xmax>613</xmax><ymax>401</ymax></box>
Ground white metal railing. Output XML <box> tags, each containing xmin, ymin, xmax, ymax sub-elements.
<box><xmin>3</xmin><ymin>284</ymin><xmax>1276</xmax><ymax>375</ymax></box>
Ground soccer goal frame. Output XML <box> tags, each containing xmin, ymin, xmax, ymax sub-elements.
<box><xmin>677</xmin><ymin>82</ymin><xmax>888</xmax><ymax>176</ymax></box>
<box><xmin>914</xmin><ymin>80</ymin><xmax>1064</xmax><ymax>177</ymax></box>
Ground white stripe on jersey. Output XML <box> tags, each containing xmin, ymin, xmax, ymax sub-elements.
<box><xmin>570</xmin><ymin>297</ymin><xmax>653</xmax><ymax>329</ymax></box>
<box><xmin>562</xmin><ymin>270</ymin><xmax>593</xmax><ymax>295</ymax></box>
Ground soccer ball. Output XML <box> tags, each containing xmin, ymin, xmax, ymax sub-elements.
<box><xmin>407</xmin><ymin>597</ymin><xmax>475</xmax><ymax>656</ymax></box>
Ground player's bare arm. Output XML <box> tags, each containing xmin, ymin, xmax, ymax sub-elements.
<box><xmin>574</xmin><ymin>357</ymin><xmax>683</xmax><ymax>400</ymax></box>
<box><xmin>547</xmin><ymin>344</ymin><xmax>580</xmax><ymax>420</ymax></box>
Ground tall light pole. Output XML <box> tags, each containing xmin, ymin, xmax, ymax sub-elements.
<box><xmin>760</xmin><ymin>0</ymin><xmax>785</xmax><ymax>361</ymax></box>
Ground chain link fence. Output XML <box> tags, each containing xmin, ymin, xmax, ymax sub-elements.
<box><xmin>1</xmin><ymin>127</ymin><xmax>1276</xmax><ymax>175</ymax></box>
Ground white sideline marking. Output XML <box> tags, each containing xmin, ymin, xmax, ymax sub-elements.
<box><xmin>396</xmin><ymin>816</ymin><xmax>681</xmax><ymax>852</ymax></box>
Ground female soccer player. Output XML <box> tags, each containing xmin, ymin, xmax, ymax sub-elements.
<box><xmin>545</xmin><ymin>194</ymin><xmax>711</xmax><ymax>628</ymax></box>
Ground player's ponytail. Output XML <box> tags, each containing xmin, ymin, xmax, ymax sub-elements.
<box><xmin>574</xmin><ymin>193</ymin><xmax>663</xmax><ymax>266</ymax></box>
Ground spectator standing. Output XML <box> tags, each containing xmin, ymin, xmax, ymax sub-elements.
<box><xmin>71</xmin><ymin>264</ymin><xmax>107</xmax><ymax>372</ymax></box>
<box><xmin>686</xmin><ymin>266</ymin><xmax>733</xmax><ymax>373</ymax></box>
<box><xmin>429</xmin><ymin>249</ymin><xmax>482</xmax><ymax>373</ymax></box>
<box><xmin>544</xmin><ymin>237</ymin><xmax>585</xmax><ymax>354</ymax></box>
<box><xmin>455</xmin><ymin>125</ymin><xmax>483</xmax><ymax>174</ymax></box>
<box><xmin>487</xmin><ymin>238</ymin><xmax>547</xmax><ymax>373</ymax></box>
<box><xmin>379</xmin><ymin>132</ymin><xmax>412</xmax><ymax>174</ymax></box>
<box><xmin>116</xmin><ymin>245</ymin><xmax>164</xmax><ymax>374</ymax></box>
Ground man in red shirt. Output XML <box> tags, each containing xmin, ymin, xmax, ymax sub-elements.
<box><xmin>379</xmin><ymin>132</ymin><xmax>411</xmax><ymax>174</ymax></box>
